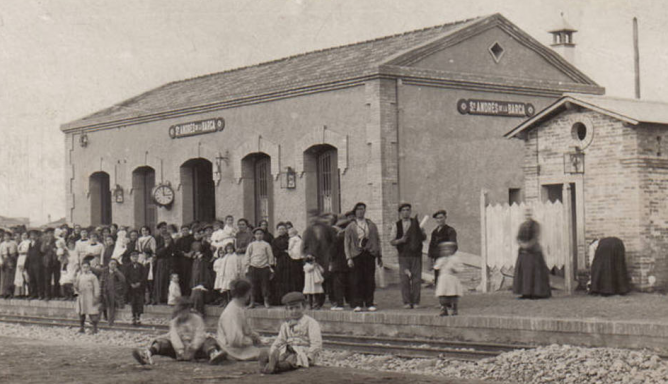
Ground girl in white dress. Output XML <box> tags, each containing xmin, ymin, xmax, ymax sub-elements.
<box><xmin>214</xmin><ymin>243</ymin><xmax>243</xmax><ymax>307</ymax></box>
<box><xmin>433</xmin><ymin>242</ymin><xmax>463</xmax><ymax>316</ymax></box>
<box><xmin>302</xmin><ymin>255</ymin><xmax>324</xmax><ymax>309</ymax></box>
<box><xmin>14</xmin><ymin>232</ymin><xmax>30</xmax><ymax>297</ymax></box>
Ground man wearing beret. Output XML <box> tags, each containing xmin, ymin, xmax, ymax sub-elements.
<box><xmin>344</xmin><ymin>202</ymin><xmax>382</xmax><ymax>312</ymax></box>
<box><xmin>390</xmin><ymin>203</ymin><xmax>426</xmax><ymax>309</ymax></box>
<box><xmin>428</xmin><ymin>210</ymin><xmax>458</xmax><ymax>283</ymax></box>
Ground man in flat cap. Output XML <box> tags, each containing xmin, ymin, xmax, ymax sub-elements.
<box><xmin>344</xmin><ymin>202</ymin><xmax>382</xmax><ymax>312</ymax></box>
<box><xmin>260</xmin><ymin>291</ymin><xmax>322</xmax><ymax>374</ymax></box>
<box><xmin>428</xmin><ymin>210</ymin><xmax>458</xmax><ymax>284</ymax></box>
<box><xmin>390</xmin><ymin>203</ymin><xmax>426</xmax><ymax>309</ymax></box>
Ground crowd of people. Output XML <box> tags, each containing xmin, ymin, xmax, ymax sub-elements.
<box><xmin>0</xmin><ymin>201</ymin><xmax>471</xmax><ymax>325</ymax></box>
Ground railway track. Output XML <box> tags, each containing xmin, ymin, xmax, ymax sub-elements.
<box><xmin>0</xmin><ymin>313</ymin><xmax>529</xmax><ymax>360</ymax></box>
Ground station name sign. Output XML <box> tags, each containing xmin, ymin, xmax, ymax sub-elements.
<box><xmin>457</xmin><ymin>99</ymin><xmax>535</xmax><ymax>117</ymax></box>
<box><xmin>169</xmin><ymin>118</ymin><xmax>225</xmax><ymax>139</ymax></box>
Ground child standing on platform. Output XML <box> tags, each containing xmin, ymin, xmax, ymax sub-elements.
<box><xmin>244</xmin><ymin>228</ymin><xmax>275</xmax><ymax>309</ymax></box>
<box><xmin>260</xmin><ymin>292</ymin><xmax>322</xmax><ymax>374</ymax></box>
<box><xmin>302</xmin><ymin>255</ymin><xmax>324</xmax><ymax>310</ymax></box>
<box><xmin>74</xmin><ymin>261</ymin><xmax>101</xmax><ymax>334</ymax></box>
<box><xmin>433</xmin><ymin>242</ymin><xmax>463</xmax><ymax>316</ymax></box>
<box><xmin>168</xmin><ymin>273</ymin><xmax>182</xmax><ymax>305</ymax></box>
<box><xmin>214</xmin><ymin>243</ymin><xmax>243</xmax><ymax>307</ymax></box>
<box><xmin>100</xmin><ymin>259</ymin><xmax>126</xmax><ymax>327</ymax></box>
<box><xmin>124</xmin><ymin>251</ymin><xmax>146</xmax><ymax>325</ymax></box>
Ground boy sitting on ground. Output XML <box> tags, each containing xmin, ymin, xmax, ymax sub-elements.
<box><xmin>216</xmin><ymin>278</ymin><xmax>267</xmax><ymax>361</ymax></box>
<box><xmin>132</xmin><ymin>297</ymin><xmax>226</xmax><ymax>365</ymax></box>
<box><xmin>260</xmin><ymin>291</ymin><xmax>322</xmax><ymax>374</ymax></box>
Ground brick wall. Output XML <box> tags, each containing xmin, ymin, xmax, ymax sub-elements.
<box><xmin>635</xmin><ymin>124</ymin><xmax>668</xmax><ymax>290</ymax></box>
<box><xmin>66</xmin><ymin>85</ymin><xmax>372</xmax><ymax>233</ymax></box>
<box><xmin>522</xmin><ymin>109</ymin><xmax>667</xmax><ymax>290</ymax></box>
<box><xmin>364</xmin><ymin>79</ymin><xmax>401</xmax><ymax>265</ymax></box>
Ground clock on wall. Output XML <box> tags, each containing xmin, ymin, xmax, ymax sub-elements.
<box><xmin>152</xmin><ymin>184</ymin><xmax>175</xmax><ymax>207</ymax></box>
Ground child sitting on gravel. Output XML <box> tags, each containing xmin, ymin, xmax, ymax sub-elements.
<box><xmin>132</xmin><ymin>297</ymin><xmax>227</xmax><ymax>366</ymax></box>
<box><xmin>260</xmin><ymin>291</ymin><xmax>322</xmax><ymax>374</ymax></box>
<box><xmin>433</xmin><ymin>241</ymin><xmax>463</xmax><ymax>316</ymax></box>
<box><xmin>216</xmin><ymin>278</ymin><xmax>266</xmax><ymax>361</ymax></box>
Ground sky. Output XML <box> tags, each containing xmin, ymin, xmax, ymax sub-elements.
<box><xmin>0</xmin><ymin>0</ymin><xmax>666</xmax><ymax>225</ymax></box>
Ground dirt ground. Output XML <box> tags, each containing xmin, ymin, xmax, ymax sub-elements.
<box><xmin>372</xmin><ymin>285</ymin><xmax>668</xmax><ymax>322</ymax></box>
<box><xmin>0</xmin><ymin>337</ymin><xmax>491</xmax><ymax>384</ymax></box>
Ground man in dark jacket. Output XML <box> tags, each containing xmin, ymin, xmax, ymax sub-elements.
<box><xmin>25</xmin><ymin>230</ymin><xmax>44</xmax><ymax>299</ymax></box>
<box><xmin>428</xmin><ymin>210</ymin><xmax>457</xmax><ymax>283</ymax></box>
<box><xmin>390</xmin><ymin>203</ymin><xmax>426</xmax><ymax>309</ymax></box>
<box><xmin>40</xmin><ymin>228</ymin><xmax>60</xmax><ymax>300</ymax></box>
<box><xmin>327</xmin><ymin>214</ymin><xmax>349</xmax><ymax>310</ymax></box>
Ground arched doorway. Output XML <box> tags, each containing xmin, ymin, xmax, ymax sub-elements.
<box><xmin>89</xmin><ymin>172</ymin><xmax>112</xmax><ymax>225</ymax></box>
<box><xmin>180</xmin><ymin>158</ymin><xmax>215</xmax><ymax>224</ymax></box>
<box><xmin>132</xmin><ymin>166</ymin><xmax>157</xmax><ymax>230</ymax></box>
<box><xmin>241</xmin><ymin>153</ymin><xmax>273</xmax><ymax>227</ymax></box>
<box><xmin>303</xmin><ymin>145</ymin><xmax>340</xmax><ymax>214</ymax></box>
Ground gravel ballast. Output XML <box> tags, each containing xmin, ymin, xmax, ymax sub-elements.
<box><xmin>1</xmin><ymin>323</ymin><xmax>665</xmax><ymax>383</ymax></box>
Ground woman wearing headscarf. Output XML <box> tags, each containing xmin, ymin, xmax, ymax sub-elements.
<box><xmin>512</xmin><ymin>211</ymin><xmax>551</xmax><ymax>299</ymax></box>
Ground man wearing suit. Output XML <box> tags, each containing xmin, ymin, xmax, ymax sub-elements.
<box><xmin>25</xmin><ymin>230</ymin><xmax>44</xmax><ymax>299</ymax></box>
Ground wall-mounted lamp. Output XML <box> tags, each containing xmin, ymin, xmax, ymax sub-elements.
<box><xmin>280</xmin><ymin>167</ymin><xmax>297</xmax><ymax>189</ymax></box>
<box><xmin>80</xmin><ymin>132</ymin><xmax>89</xmax><ymax>147</ymax></box>
<box><xmin>214</xmin><ymin>151</ymin><xmax>230</xmax><ymax>185</ymax></box>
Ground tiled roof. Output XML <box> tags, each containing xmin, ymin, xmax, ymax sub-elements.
<box><xmin>506</xmin><ymin>94</ymin><xmax>668</xmax><ymax>138</ymax></box>
<box><xmin>64</xmin><ymin>15</ymin><xmax>484</xmax><ymax>129</ymax></box>
<box><xmin>564</xmin><ymin>94</ymin><xmax>668</xmax><ymax>125</ymax></box>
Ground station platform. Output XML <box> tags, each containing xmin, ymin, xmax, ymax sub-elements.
<box><xmin>1</xmin><ymin>286</ymin><xmax>667</xmax><ymax>354</ymax></box>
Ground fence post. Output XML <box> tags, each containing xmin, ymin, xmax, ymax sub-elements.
<box><xmin>480</xmin><ymin>189</ymin><xmax>489</xmax><ymax>293</ymax></box>
<box><xmin>562</xmin><ymin>184</ymin><xmax>574</xmax><ymax>294</ymax></box>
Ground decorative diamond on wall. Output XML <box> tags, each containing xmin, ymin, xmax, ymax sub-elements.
<box><xmin>489</xmin><ymin>42</ymin><xmax>505</xmax><ymax>63</ymax></box>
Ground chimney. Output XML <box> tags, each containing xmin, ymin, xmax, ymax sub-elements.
<box><xmin>549</xmin><ymin>13</ymin><xmax>577</xmax><ymax>65</ymax></box>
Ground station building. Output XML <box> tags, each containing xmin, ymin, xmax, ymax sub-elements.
<box><xmin>506</xmin><ymin>94</ymin><xmax>668</xmax><ymax>291</ymax></box>
<box><xmin>61</xmin><ymin>13</ymin><xmax>603</xmax><ymax>263</ymax></box>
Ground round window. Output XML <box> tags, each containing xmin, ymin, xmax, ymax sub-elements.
<box><xmin>572</xmin><ymin>122</ymin><xmax>587</xmax><ymax>141</ymax></box>
<box><xmin>568</xmin><ymin>118</ymin><xmax>594</xmax><ymax>149</ymax></box>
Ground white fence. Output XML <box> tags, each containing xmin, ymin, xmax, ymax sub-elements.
<box><xmin>480</xmin><ymin>188</ymin><xmax>575</xmax><ymax>293</ymax></box>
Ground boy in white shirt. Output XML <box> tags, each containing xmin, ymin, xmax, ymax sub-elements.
<box><xmin>260</xmin><ymin>291</ymin><xmax>322</xmax><ymax>374</ymax></box>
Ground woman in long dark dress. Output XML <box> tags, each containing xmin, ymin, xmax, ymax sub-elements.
<box><xmin>513</xmin><ymin>215</ymin><xmax>551</xmax><ymax>299</ymax></box>
<box><xmin>270</xmin><ymin>222</ymin><xmax>291</xmax><ymax>305</ymax></box>
<box><xmin>153</xmin><ymin>236</ymin><xmax>176</xmax><ymax>304</ymax></box>
<box><xmin>589</xmin><ymin>237</ymin><xmax>630</xmax><ymax>295</ymax></box>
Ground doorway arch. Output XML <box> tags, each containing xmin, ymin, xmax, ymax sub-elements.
<box><xmin>132</xmin><ymin>166</ymin><xmax>157</xmax><ymax>230</ymax></box>
<box><xmin>303</xmin><ymin>144</ymin><xmax>340</xmax><ymax>214</ymax></box>
<box><xmin>180</xmin><ymin>158</ymin><xmax>215</xmax><ymax>224</ymax></box>
<box><xmin>241</xmin><ymin>153</ymin><xmax>273</xmax><ymax>227</ymax></box>
<box><xmin>89</xmin><ymin>172</ymin><xmax>112</xmax><ymax>225</ymax></box>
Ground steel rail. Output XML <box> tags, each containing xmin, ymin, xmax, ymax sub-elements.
<box><xmin>0</xmin><ymin>313</ymin><xmax>523</xmax><ymax>360</ymax></box>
